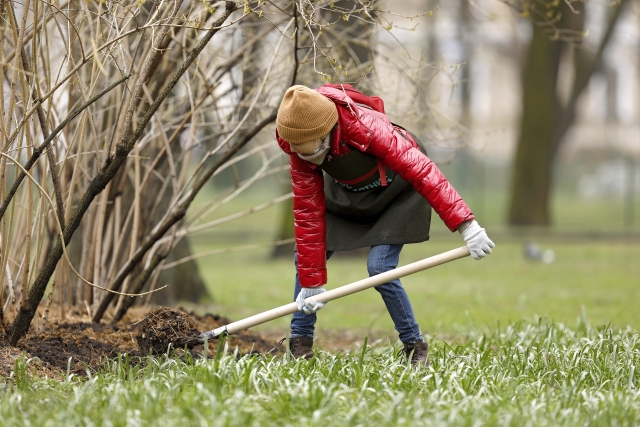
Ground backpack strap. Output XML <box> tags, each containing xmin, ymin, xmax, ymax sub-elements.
<box><xmin>322</xmin><ymin>83</ymin><xmax>385</xmax><ymax>113</ymax></box>
<box><xmin>377</xmin><ymin>158</ymin><xmax>388</xmax><ymax>187</ymax></box>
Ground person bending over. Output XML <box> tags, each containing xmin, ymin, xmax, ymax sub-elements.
<box><xmin>274</xmin><ymin>84</ymin><xmax>494</xmax><ymax>366</ymax></box>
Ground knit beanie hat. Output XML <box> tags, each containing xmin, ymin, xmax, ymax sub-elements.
<box><xmin>276</xmin><ymin>85</ymin><xmax>338</xmax><ymax>144</ymax></box>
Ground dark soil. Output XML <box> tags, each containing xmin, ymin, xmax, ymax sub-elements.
<box><xmin>20</xmin><ymin>322</ymin><xmax>141</xmax><ymax>375</ymax></box>
<box><xmin>137</xmin><ymin>307</ymin><xmax>200</xmax><ymax>355</ymax></box>
<box><xmin>0</xmin><ymin>336</ymin><xmax>60</xmax><ymax>380</ymax></box>
<box><xmin>1</xmin><ymin>306</ymin><xmax>277</xmax><ymax>378</ymax></box>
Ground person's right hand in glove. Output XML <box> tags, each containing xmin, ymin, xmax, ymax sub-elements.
<box><xmin>458</xmin><ymin>220</ymin><xmax>495</xmax><ymax>260</ymax></box>
<box><xmin>296</xmin><ymin>286</ymin><xmax>327</xmax><ymax>314</ymax></box>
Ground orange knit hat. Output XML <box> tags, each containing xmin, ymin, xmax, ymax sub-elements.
<box><xmin>276</xmin><ymin>85</ymin><xmax>338</xmax><ymax>144</ymax></box>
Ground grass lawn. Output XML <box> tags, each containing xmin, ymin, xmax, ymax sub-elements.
<box><xmin>2</xmin><ymin>319</ymin><xmax>639</xmax><ymax>426</ymax></box>
<box><xmin>2</xmin><ymin>188</ymin><xmax>639</xmax><ymax>425</ymax></box>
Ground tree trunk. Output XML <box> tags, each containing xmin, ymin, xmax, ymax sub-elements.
<box><xmin>508</xmin><ymin>2</ymin><xmax>626</xmax><ymax>226</ymax></box>
<box><xmin>150</xmin><ymin>236</ymin><xmax>208</xmax><ymax>305</ymax></box>
<box><xmin>508</xmin><ymin>21</ymin><xmax>562</xmax><ymax>226</ymax></box>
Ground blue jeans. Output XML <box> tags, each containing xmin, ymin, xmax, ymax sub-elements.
<box><xmin>291</xmin><ymin>244</ymin><xmax>423</xmax><ymax>344</ymax></box>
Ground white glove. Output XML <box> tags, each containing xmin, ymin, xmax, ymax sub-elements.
<box><xmin>296</xmin><ymin>286</ymin><xmax>327</xmax><ymax>314</ymax></box>
<box><xmin>459</xmin><ymin>220</ymin><xmax>495</xmax><ymax>260</ymax></box>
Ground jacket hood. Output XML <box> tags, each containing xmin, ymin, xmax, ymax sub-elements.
<box><xmin>315</xmin><ymin>86</ymin><xmax>357</xmax><ymax>110</ymax></box>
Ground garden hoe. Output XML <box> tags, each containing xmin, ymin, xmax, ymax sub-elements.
<box><xmin>196</xmin><ymin>246</ymin><xmax>471</xmax><ymax>343</ymax></box>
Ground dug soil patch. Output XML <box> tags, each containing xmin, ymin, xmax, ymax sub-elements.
<box><xmin>20</xmin><ymin>322</ymin><xmax>140</xmax><ymax>375</ymax></box>
<box><xmin>0</xmin><ymin>337</ymin><xmax>60</xmax><ymax>380</ymax></box>
<box><xmin>1</xmin><ymin>306</ymin><xmax>275</xmax><ymax>378</ymax></box>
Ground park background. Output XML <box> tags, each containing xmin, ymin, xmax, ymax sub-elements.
<box><xmin>1</xmin><ymin>0</ymin><xmax>637</xmax><ymax>342</ymax></box>
<box><xmin>183</xmin><ymin>0</ymin><xmax>640</xmax><ymax>344</ymax></box>
<box><xmin>1</xmin><ymin>1</ymin><xmax>640</xmax><ymax>425</ymax></box>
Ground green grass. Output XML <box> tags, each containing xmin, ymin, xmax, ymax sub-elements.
<box><xmin>2</xmin><ymin>319</ymin><xmax>640</xmax><ymax>426</ymax></box>
<box><xmin>4</xmin><ymin>185</ymin><xmax>639</xmax><ymax>425</ymax></box>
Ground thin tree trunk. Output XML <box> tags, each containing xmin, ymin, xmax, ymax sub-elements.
<box><xmin>508</xmin><ymin>2</ymin><xmax>626</xmax><ymax>226</ymax></box>
<box><xmin>507</xmin><ymin>20</ymin><xmax>562</xmax><ymax>226</ymax></box>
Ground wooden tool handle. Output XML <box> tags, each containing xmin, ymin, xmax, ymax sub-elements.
<box><xmin>200</xmin><ymin>246</ymin><xmax>470</xmax><ymax>340</ymax></box>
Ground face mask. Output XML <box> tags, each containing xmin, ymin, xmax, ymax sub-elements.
<box><xmin>311</xmin><ymin>138</ymin><xmax>324</xmax><ymax>154</ymax></box>
<box><xmin>297</xmin><ymin>133</ymin><xmax>331</xmax><ymax>165</ymax></box>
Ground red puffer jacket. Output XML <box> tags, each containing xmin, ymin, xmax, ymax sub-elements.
<box><xmin>276</xmin><ymin>86</ymin><xmax>474</xmax><ymax>288</ymax></box>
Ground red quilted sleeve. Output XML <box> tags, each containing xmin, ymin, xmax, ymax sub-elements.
<box><xmin>348</xmin><ymin>109</ymin><xmax>474</xmax><ymax>231</ymax></box>
<box><xmin>277</xmin><ymin>132</ymin><xmax>327</xmax><ymax>288</ymax></box>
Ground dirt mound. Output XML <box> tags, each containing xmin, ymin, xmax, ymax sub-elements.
<box><xmin>137</xmin><ymin>308</ymin><xmax>275</xmax><ymax>356</ymax></box>
<box><xmin>0</xmin><ymin>306</ymin><xmax>277</xmax><ymax>378</ymax></box>
<box><xmin>138</xmin><ymin>308</ymin><xmax>201</xmax><ymax>355</ymax></box>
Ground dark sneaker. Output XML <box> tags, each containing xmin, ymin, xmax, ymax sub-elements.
<box><xmin>398</xmin><ymin>341</ymin><xmax>430</xmax><ymax>367</ymax></box>
<box><xmin>274</xmin><ymin>336</ymin><xmax>314</xmax><ymax>359</ymax></box>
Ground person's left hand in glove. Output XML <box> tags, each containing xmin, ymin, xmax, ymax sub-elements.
<box><xmin>296</xmin><ymin>286</ymin><xmax>327</xmax><ymax>314</ymax></box>
<box><xmin>458</xmin><ymin>220</ymin><xmax>495</xmax><ymax>260</ymax></box>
